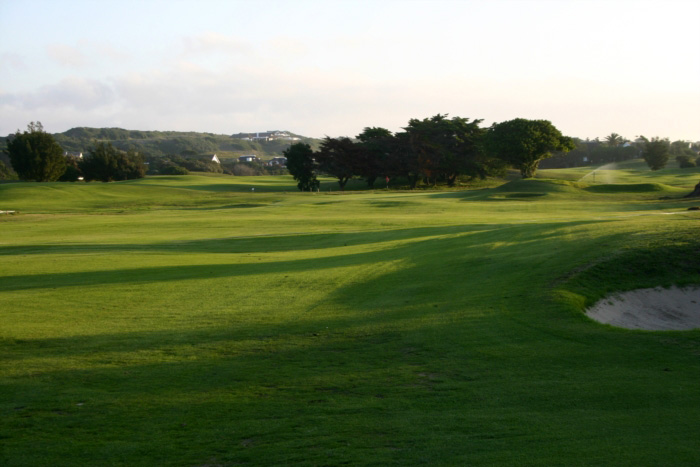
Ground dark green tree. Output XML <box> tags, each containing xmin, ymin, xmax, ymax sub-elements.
<box><xmin>283</xmin><ymin>143</ymin><xmax>319</xmax><ymax>191</ymax></box>
<box><xmin>404</xmin><ymin>114</ymin><xmax>501</xmax><ymax>186</ymax></box>
<box><xmin>486</xmin><ymin>118</ymin><xmax>575</xmax><ymax>178</ymax></box>
<box><xmin>80</xmin><ymin>142</ymin><xmax>145</xmax><ymax>182</ymax></box>
<box><xmin>642</xmin><ymin>138</ymin><xmax>670</xmax><ymax>171</ymax></box>
<box><xmin>541</xmin><ymin>139</ymin><xmax>638</xmax><ymax>168</ymax></box>
<box><xmin>356</xmin><ymin>127</ymin><xmax>394</xmax><ymax>188</ymax></box>
<box><xmin>386</xmin><ymin>131</ymin><xmax>422</xmax><ymax>189</ymax></box>
<box><xmin>58</xmin><ymin>155</ymin><xmax>83</xmax><ymax>181</ymax></box>
<box><xmin>670</xmin><ymin>140</ymin><xmax>695</xmax><ymax>158</ymax></box>
<box><xmin>315</xmin><ymin>137</ymin><xmax>358</xmax><ymax>191</ymax></box>
<box><xmin>676</xmin><ymin>154</ymin><xmax>696</xmax><ymax>168</ymax></box>
<box><xmin>6</xmin><ymin>122</ymin><xmax>66</xmax><ymax>181</ymax></box>
<box><xmin>604</xmin><ymin>133</ymin><xmax>626</xmax><ymax>147</ymax></box>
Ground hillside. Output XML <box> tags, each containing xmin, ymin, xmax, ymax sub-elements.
<box><xmin>1</xmin><ymin>127</ymin><xmax>321</xmax><ymax>160</ymax></box>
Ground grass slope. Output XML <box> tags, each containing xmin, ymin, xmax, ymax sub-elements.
<box><xmin>1</xmin><ymin>166</ymin><xmax>700</xmax><ymax>466</ymax></box>
<box><xmin>538</xmin><ymin>158</ymin><xmax>700</xmax><ymax>187</ymax></box>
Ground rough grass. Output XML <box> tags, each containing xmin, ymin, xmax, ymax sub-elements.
<box><xmin>1</xmin><ymin>167</ymin><xmax>700</xmax><ymax>466</ymax></box>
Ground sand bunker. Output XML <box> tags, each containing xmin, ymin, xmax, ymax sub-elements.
<box><xmin>586</xmin><ymin>286</ymin><xmax>700</xmax><ymax>330</ymax></box>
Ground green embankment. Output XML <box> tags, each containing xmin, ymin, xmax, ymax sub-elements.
<box><xmin>1</xmin><ymin>165</ymin><xmax>699</xmax><ymax>466</ymax></box>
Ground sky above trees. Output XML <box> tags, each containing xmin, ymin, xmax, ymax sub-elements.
<box><xmin>1</xmin><ymin>0</ymin><xmax>698</xmax><ymax>141</ymax></box>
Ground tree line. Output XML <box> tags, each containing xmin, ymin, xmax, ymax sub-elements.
<box><xmin>541</xmin><ymin>133</ymin><xmax>700</xmax><ymax>171</ymax></box>
<box><xmin>3</xmin><ymin>119</ymin><xmax>698</xmax><ymax>185</ymax></box>
<box><xmin>4</xmin><ymin>122</ymin><xmax>145</xmax><ymax>182</ymax></box>
<box><xmin>145</xmin><ymin>154</ymin><xmax>288</xmax><ymax>177</ymax></box>
<box><xmin>1</xmin><ymin>122</ymin><xmax>311</xmax><ymax>182</ymax></box>
<box><xmin>284</xmin><ymin>115</ymin><xmax>575</xmax><ymax>191</ymax></box>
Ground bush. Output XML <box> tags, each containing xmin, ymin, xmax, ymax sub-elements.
<box><xmin>221</xmin><ymin>160</ymin><xmax>278</xmax><ymax>176</ymax></box>
<box><xmin>154</xmin><ymin>161</ymin><xmax>189</xmax><ymax>175</ymax></box>
<box><xmin>0</xmin><ymin>160</ymin><xmax>18</xmax><ymax>180</ymax></box>
<box><xmin>164</xmin><ymin>165</ymin><xmax>189</xmax><ymax>175</ymax></box>
<box><xmin>58</xmin><ymin>156</ymin><xmax>83</xmax><ymax>181</ymax></box>
<box><xmin>80</xmin><ymin>142</ymin><xmax>145</xmax><ymax>182</ymax></box>
<box><xmin>676</xmin><ymin>155</ymin><xmax>696</xmax><ymax>168</ymax></box>
<box><xmin>230</xmin><ymin>163</ymin><xmax>256</xmax><ymax>176</ymax></box>
<box><xmin>171</xmin><ymin>156</ymin><xmax>222</xmax><ymax>173</ymax></box>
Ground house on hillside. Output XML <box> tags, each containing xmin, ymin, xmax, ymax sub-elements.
<box><xmin>180</xmin><ymin>154</ymin><xmax>221</xmax><ymax>166</ymax></box>
<box><xmin>232</xmin><ymin>131</ymin><xmax>301</xmax><ymax>142</ymax></box>
<box><xmin>268</xmin><ymin>156</ymin><xmax>287</xmax><ymax>166</ymax></box>
<box><xmin>239</xmin><ymin>155</ymin><xmax>260</xmax><ymax>163</ymax></box>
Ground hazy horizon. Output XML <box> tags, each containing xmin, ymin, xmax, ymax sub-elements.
<box><xmin>1</xmin><ymin>0</ymin><xmax>698</xmax><ymax>141</ymax></box>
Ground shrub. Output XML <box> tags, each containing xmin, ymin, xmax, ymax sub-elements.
<box><xmin>676</xmin><ymin>155</ymin><xmax>696</xmax><ymax>168</ymax></box>
<box><xmin>80</xmin><ymin>142</ymin><xmax>145</xmax><ymax>182</ymax></box>
<box><xmin>159</xmin><ymin>163</ymin><xmax>189</xmax><ymax>175</ymax></box>
<box><xmin>59</xmin><ymin>156</ymin><xmax>83</xmax><ymax>181</ymax></box>
<box><xmin>230</xmin><ymin>163</ymin><xmax>256</xmax><ymax>176</ymax></box>
<box><xmin>0</xmin><ymin>160</ymin><xmax>18</xmax><ymax>180</ymax></box>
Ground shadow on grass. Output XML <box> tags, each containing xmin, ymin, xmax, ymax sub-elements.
<box><xmin>178</xmin><ymin>184</ymin><xmax>291</xmax><ymax>193</ymax></box>
<box><xmin>0</xmin><ymin>221</ymin><xmax>614</xmax><ymax>294</ymax></box>
<box><xmin>5</xmin><ymin>218</ymin><xmax>700</xmax><ymax>465</ymax></box>
<box><xmin>168</xmin><ymin>203</ymin><xmax>271</xmax><ymax>211</ymax></box>
<box><xmin>0</xmin><ymin>222</ymin><xmax>608</xmax><ymax>258</ymax></box>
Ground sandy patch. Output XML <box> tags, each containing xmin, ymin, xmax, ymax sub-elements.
<box><xmin>586</xmin><ymin>286</ymin><xmax>700</xmax><ymax>330</ymax></box>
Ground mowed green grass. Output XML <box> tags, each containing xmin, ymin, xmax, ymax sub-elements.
<box><xmin>1</xmin><ymin>164</ymin><xmax>700</xmax><ymax>466</ymax></box>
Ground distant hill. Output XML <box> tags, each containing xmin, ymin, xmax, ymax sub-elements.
<box><xmin>1</xmin><ymin>127</ymin><xmax>321</xmax><ymax>160</ymax></box>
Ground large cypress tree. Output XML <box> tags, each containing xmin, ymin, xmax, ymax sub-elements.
<box><xmin>6</xmin><ymin>122</ymin><xmax>66</xmax><ymax>181</ymax></box>
<box><xmin>486</xmin><ymin>118</ymin><xmax>575</xmax><ymax>178</ymax></box>
<box><xmin>283</xmin><ymin>143</ymin><xmax>319</xmax><ymax>191</ymax></box>
<box><xmin>642</xmin><ymin>138</ymin><xmax>670</xmax><ymax>171</ymax></box>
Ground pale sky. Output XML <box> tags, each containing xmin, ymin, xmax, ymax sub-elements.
<box><xmin>1</xmin><ymin>0</ymin><xmax>698</xmax><ymax>141</ymax></box>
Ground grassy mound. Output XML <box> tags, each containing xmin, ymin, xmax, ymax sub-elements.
<box><xmin>559</xmin><ymin>230</ymin><xmax>700</xmax><ymax>310</ymax></box>
<box><xmin>494</xmin><ymin>178</ymin><xmax>583</xmax><ymax>194</ymax></box>
<box><xmin>494</xmin><ymin>192</ymin><xmax>547</xmax><ymax>199</ymax></box>
<box><xmin>584</xmin><ymin>182</ymin><xmax>671</xmax><ymax>193</ymax></box>
<box><xmin>484</xmin><ymin>178</ymin><xmax>586</xmax><ymax>200</ymax></box>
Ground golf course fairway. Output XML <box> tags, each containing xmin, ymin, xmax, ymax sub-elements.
<box><xmin>2</xmin><ymin>165</ymin><xmax>700</xmax><ymax>466</ymax></box>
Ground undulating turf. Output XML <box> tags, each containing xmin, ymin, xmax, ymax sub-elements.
<box><xmin>1</xmin><ymin>162</ymin><xmax>700</xmax><ymax>466</ymax></box>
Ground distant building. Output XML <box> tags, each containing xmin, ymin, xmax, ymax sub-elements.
<box><xmin>268</xmin><ymin>156</ymin><xmax>287</xmax><ymax>167</ymax></box>
<box><xmin>232</xmin><ymin>131</ymin><xmax>301</xmax><ymax>142</ymax></box>
<box><xmin>239</xmin><ymin>155</ymin><xmax>260</xmax><ymax>163</ymax></box>
<box><xmin>181</xmin><ymin>154</ymin><xmax>221</xmax><ymax>165</ymax></box>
